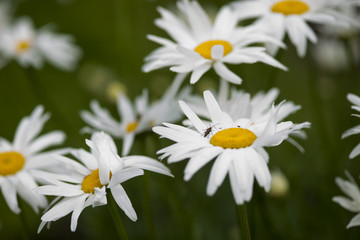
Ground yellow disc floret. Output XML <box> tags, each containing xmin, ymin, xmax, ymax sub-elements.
<box><xmin>194</xmin><ymin>40</ymin><xmax>233</xmax><ymax>60</ymax></box>
<box><xmin>210</xmin><ymin>128</ymin><xmax>257</xmax><ymax>149</ymax></box>
<box><xmin>81</xmin><ymin>169</ymin><xmax>105</xmax><ymax>194</ymax></box>
<box><xmin>271</xmin><ymin>0</ymin><xmax>309</xmax><ymax>15</ymax></box>
<box><xmin>16</xmin><ymin>40</ymin><xmax>31</xmax><ymax>54</ymax></box>
<box><xmin>126</xmin><ymin>121</ymin><xmax>138</xmax><ymax>133</ymax></box>
<box><xmin>0</xmin><ymin>151</ymin><xmax>25</xmax><ymax>176</ymax></box>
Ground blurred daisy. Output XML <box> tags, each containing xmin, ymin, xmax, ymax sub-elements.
<box><xmin>0</xmin><ymin>105</ymin><xmax>67</xmax><ymax>214</ymax></box>
<box><xmin>0</xmin><ymin>17</ymin><xmax>81</xmax><ymax>70</ymax></box>
<box><xmin>342</xmin><ymin>93</ymin><xmax>360</xmax><ymax>159</ymax></box>
<box><xmin>143</xmin><ymin>0</ymin><xmax>287</xmax><ymax>85</ymax></box>
<box><xmin>153</xmin><ymin>91</ymin><xmax>310</xmax><ymax>204</ymax></box>
<box><xmin>333</xmin><ymin>173</ymin><xmax>360</xmax><ymax>228</ymax></box>
<box><xmin>81</xmin><ymin>73</ymin><xmax>188</xmax><ymax>156</ymax></box>
<box><xmin>37</xmin><ymin>131</ymin><xmax>172</xmax><ymax>232</ymax></box>
<box><xmin>232</xmin><ymin>0</ymin><xmax>359</xmax><ymax>57</ymax></box>
<box><xmin>186</xmin><ymin>79</ymin><xmax>301</xmax><ymax>123</ymax></box>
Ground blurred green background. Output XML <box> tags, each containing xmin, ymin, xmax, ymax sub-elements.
<box><xmin>0</xmin><ymin>0</ymin><xmax>359</xmax><ymax>239</ymax></box>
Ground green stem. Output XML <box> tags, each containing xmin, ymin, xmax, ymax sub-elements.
<box><xmin>107</xmin><ymin>192</ymin><xmax>129</xmax><ymax>240</ymax></box>
<box><xmin>18</xmin><ymin>204</ymin><xmax>30</xmax><ymax>240</ymax></box>
<box><xmin>237</xmin><ymin>204</ymin><xmax>251</xmax><ymax>240</ymax></box>
<box><xmin>142</xmin><ymin>173</ymin><xmax>157</xmax><ymax>240</ymax></box>
<box><xmin>141</xmin><ymin>134</ymin><xmax>157</xmax><ymax>240</ymax></box>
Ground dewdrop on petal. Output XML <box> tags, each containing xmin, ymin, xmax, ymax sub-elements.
<box><xmin>269</xmin><ymin>169</ymin><xmax>289</xmax><ymax>197</ymax></box>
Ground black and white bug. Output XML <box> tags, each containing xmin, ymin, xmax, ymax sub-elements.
<box><xmin>202</xmin><ymin>123</ymin><xmax>219</xmax><ymax>138</ymax></box>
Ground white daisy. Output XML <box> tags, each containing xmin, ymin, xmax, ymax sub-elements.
<box><xmin>333</xmin><ymin>173</ymin><xmax>360</xmax><ymax>228</ymax></box>
<box><xmin>0</xmin><ymin>105</ymin><xmax>67</xmax><ymax>214</ymax></box>
<box><xmin>153</xmin><ymin>90</ymin><xmax>310</xmax><ymax>204</ymax></box>
<box><xmin>185</xmin><ymin>80</ymin><xmax>306</xmax><ymax>151</ymax></box>
<box><xmin>342</xmin><ymin>93</ymin><xmax>360</xmax><ymax>159</ymax></box>
<box><xmin>80</xmin><ymin>73</ymin><xmax>188</xmax><ymax>156</ymax></box>
<box><xmin>232</xmin><ymin>0</ymin><xmax>360</xmax><ymax>57</ymax></box>
<box><xmin>143</xmin><ymin>0</ymin><xmax>287</xmax><ymax>85</ymax></box>
<box><xmin>36</xmin><ymin>131</ymin><xmax>172</xmax><ymax>232</ymax></box>
<box><xmin>0</xmin><ymin>17</ymin><xmax>81</xmax><ymax>70</ymax></box>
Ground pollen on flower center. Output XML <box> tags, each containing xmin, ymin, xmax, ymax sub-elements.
<box><xmin>81</xmin><ymin>169</ymin><xmax>112</xmax><ymax>194</ymax></box>
<box><xmin>194</xmin><ymin>40</ymin><xmax>233</xmax><ymax>60</ymax></box>
<box><xmin>210</xmin><ymin>128</ymin><xmax>257</xmax><ymax>149</ymax></box>
<box><xmin>126</xmin><ymin>121</ymin><xmax>138</xmax><ymax>133</ymax></box>
<box><xmin>16</xmin><ymin>40</ymin><xmax>31</xmax><ymax>54</ymax></box>
<box><xmin>0</xmin><ymin>151</ymin><xmax>25</xmax><ymax>176</ymax></box>
<box><xmin>271</xmin><ymin>0</ymin><xmax>309</xmax><ymax>15</ymax></box>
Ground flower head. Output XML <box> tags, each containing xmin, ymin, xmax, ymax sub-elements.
<box><xmin>0</xmin><ymin>17</ymin><xmax>81</xmax><ymax>70</ymax></box>
<box><xmin>232</xmin><ymin>0</ymin><xmax>360</xmax><ymax>57</ymax></box>
<box><xmin>143</xmin><ymin>0</ymin><xmax>287</xmax><ymax>85</ymax></box>
<box><xmin>37</xmin><ymin>131</ymin><xmax>172</xmax><ymax>232</ymax></box>
<box><xmin>153</xmin><ymin>91</ymin><xmax>310</xmax><ymax>204</ymax></box>
<box><xmin>333</xmin><ymin>172</ymin><xmax>360</xmax><ymax>228</ymax></box>
<box><xmin>81</xmin><ymin>73</ymin><xmax>188</xmax><ymax>156</ymax></box>
<box><xmin>342</xmin><ymin>93</ymin><xmax>360</xmax><ymax>159</ymax></box>
<box><xmin>0</xmin><ymin>105</ymin><xmax>67</xmax><ymax>214</ymax></box>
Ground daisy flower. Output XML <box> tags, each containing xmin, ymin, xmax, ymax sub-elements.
<box><xmin>36</xmin><ymin>131</ymin><xmax>172</xmax><ymax>232</ymax></box>
<box><xmin>342</xmin><ymin>93</ymin><xmax>360</xmax><ymax>159</ymax></box>
<box><xmin>333</xmin><ymin>172</ymin><xmax>360</xmax><ymax>228</ymax></box>
<box><xmin>80</xmin><ymin>73</ymin><xmax>188</xmax><ymax>156</ymax></box>
<box><xmin>0</xmin><ymin>105</ymin><xmax>67</xmax><ymax>214</ymax></box>
<box><xmin>232</xmin><ymin>0</ymin><xmax>360</xmax><ymax>57</ymax></box>
<box><xmin>143</xmin><ymin>0</ymin><xmax>287</xmax><ymax>85</ymax></box>
<box><xmin>0</xmin><ymin>17</ymin><xmax>81</xmax><ymax>70</ymax></box>
<box><xmin>185</xmin><ymin>80</ymin><xmax>307</xmax><ymax>151</ymax></box>
<box><xmin>153</xmin><ymin>90</ymin><xmax>310</xmax><ymax>204</ymax></box>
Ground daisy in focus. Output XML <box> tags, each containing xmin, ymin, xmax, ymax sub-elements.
<box><xmin>185</xmin><ymin>80</ymin><xmax>306</xmax><ymax>151</ymax></box>
<box><xmin>153</xmin><ymin>90</ymin><xmax>310</xmax><ymax>204</ymax></box>
<box><xmin>143</xmin><ymin>0</ymin><xmax>287</xmax><ymax>85</ymax></box>
<box><xmin>232</xmin><ymin>0</ymin><xmax>360</xmax><ymax>57</ymax></box>
<box><xmin>0</xmin><ymin>17</ymin><xmax>81</xmax><ymax>70</ymax></box>
<box><xmin>36</xmin><ymin>131</ymin><xmax>172</xmax><ymax>232</ymax></box>
<box><xmin>80</xmin><ymin>73</ymin><xmax>188</xmax><ymax>156</ymax></box>
<box><xmin>333</xmin><ymin>173</ymin><xmax>360</xmax><ymax>228</ymax></box>
<box><xmin>0</xmin><ymin>105</ymin><xmax>67</xmax><ymax>214</ymax></box>
<box><xmin>342</xmin><ymin>93</ymin><xmax>360</xmax><ymax>159</ymax></box>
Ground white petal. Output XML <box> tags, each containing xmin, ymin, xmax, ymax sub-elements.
<box><xmin>37</xmin><ymin>185</ymin><xmax>83</xmax><ymax>197</ymax></box>
<box><xmin>1</xmin><ymin>178</ymin><xmax>20</xmax><ymax>214</ymax></box>
<box><xmin>213</xmin><ymin>62</ymin><xmax>242</xmax><ymax>85</ymax></box>
<box><xmin>211</xmin><ymin>45</ymin><xmax>224</xmax><ymax>60</ymax></box>
<box><xmin>350</xmin><ymin>143</ymin><xmax>360</xmax><ymax>159</ymax></box>
<box><xmin>178</xmin><ymin>101</ymin><xmax>207</xmax><ymax>133</ymax></box>
<box><xmin>109</xmin><ymin>168</ymin><xmax>144</xmax><ymax>188</ymax></box>
<box><xmin>184</xmin><ymin>147</ymin><xmax>222</xmax><ymax>181</ymax></box>
<box><xmin>123</xmin><ymin>156</ymin><xmax>173</xmax><ymax>177</ymax></box>
<box><xmin>347</xmin><ymin>214</ymin><xmax>360</xmax><ymax>228</ymax></box>
<box><xmin>190</xmin><ymin>64</ymin><xmax>211</xmax><ymax>84</ymax></box>
<box><xmin>70</xmin><ymin>195</ymin><xmax>88</xmax><ymax>232</ymax></box>
<box><xmin>110</xmin><ymin>185</ymin><xmax>137</xmax><ymax>221</ymax></box>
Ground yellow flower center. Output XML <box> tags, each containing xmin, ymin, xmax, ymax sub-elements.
<box><xmin>210</xmin><ymin>128</ymin><xmax>257</xmax><ymax>149</ymax></box>
<box><xmin>81</xmin><ymin>169</ymin><xmax>112</xmax><ymax>194</ymax></box>
<box><xmin>16</xmin><ymin>40</ymin><xmax>31</xmax><ymax>54</ymax></box>
<box><xmin>126</xmin><ymin>121</ymin><xmax>138</xmax><ymax>133</ymax></box>
<box><xmin>0</xmin><ymin>151</ymin><xmax>25</xmax><ymax>176</ymax></box>
<box><xmin>271</xmin><ymin>0</ymin><xmax>309</xmax><ymax>15</ymax></box>
<box><xmin>194</xmin><ymin>40</ymin><xmax>233</xmax><ymax>60</ymax></box>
